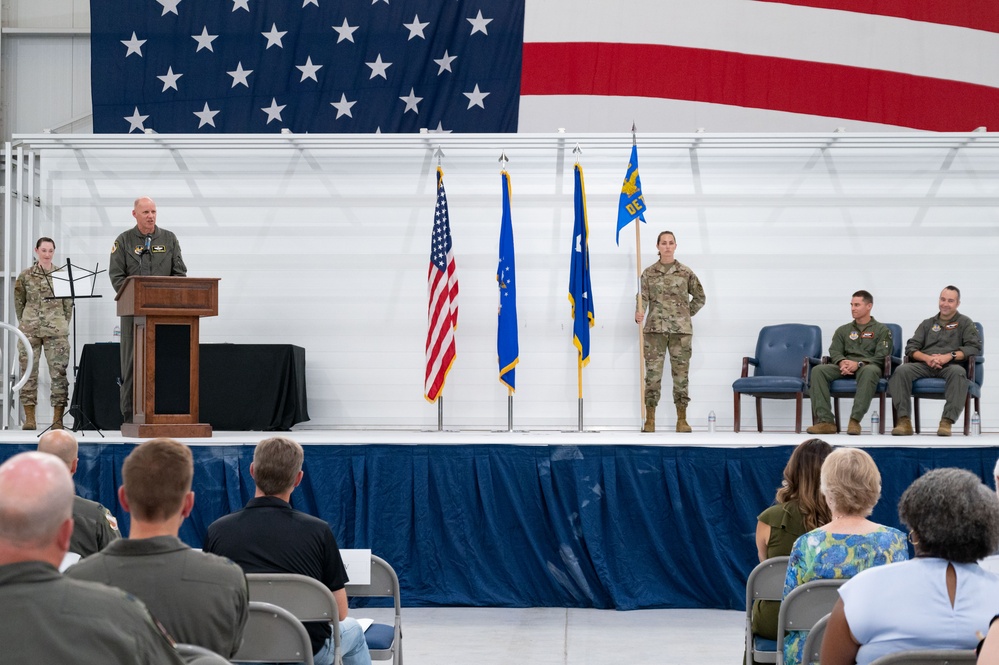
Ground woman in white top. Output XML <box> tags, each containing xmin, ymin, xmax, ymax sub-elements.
<box><xmin>822</xmin><ymin>468</ymin><xmax>999</xmax><ymax>665</ymax></box>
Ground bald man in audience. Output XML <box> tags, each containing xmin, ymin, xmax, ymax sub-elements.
<box><xmin>0</xmin><ymin>451</ymin><xmax>183</xmax><ymax>663</ymax></box>
<box><xmin>38</xmin><ymin>429</ymin><xmax>120</xmax><ymax>557</ymax></box>
<box><xmin>67</xmin><ymin>438</ymin><xmax>248</xmax><ymax>659</ymax></box>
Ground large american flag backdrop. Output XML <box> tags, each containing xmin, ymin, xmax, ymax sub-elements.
<box><xmin>91</xmin><ymin>0</ymin><xmax>999</xmax><ymax>133</ymax></box>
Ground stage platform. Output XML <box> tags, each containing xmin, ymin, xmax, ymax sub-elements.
<box><xmin>1</xmin><ymin>427</ymin><xmax>996</xmax><ymax>448</ymax></box>
<box><xmin>3</xmin><ymin>428</ymin><xmax>996</xmax><ymax>613</ymax></box>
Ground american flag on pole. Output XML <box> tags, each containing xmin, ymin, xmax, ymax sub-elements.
<box><xmin>425</xmin><ymin>167</ymin><xmax>458</xmax><ymax>403</ymax></box>
<box><xmin>91</xmin><ymin>0</ymin><xmax>999</xmax><ymax>134</ymax></box>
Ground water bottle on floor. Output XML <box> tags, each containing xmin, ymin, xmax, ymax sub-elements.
<box><xmin>112</xmin><ymin>325</ymin><xmax>120</xmax><ymax>342</ymax></box>
<box><xmin>871</xmin><ymin>411</ymin><xmax>880</xmax><ymax>435</ymax></box>
<box><xmin>708</xmin><ymin>410</ymin><xmax>716</xmax><ymax>433</ymax></box>
<box><xmin>972</xmin><ymin>411</ymin><xmax>981</xmax><ymax>436</ymax></box>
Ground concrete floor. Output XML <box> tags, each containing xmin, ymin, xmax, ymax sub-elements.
<box><xmin>357</xmin><ymin>606</ymin><xmax>745</xmax><ymax>665</ymax></box>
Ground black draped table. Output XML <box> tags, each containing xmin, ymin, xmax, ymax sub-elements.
<box><xmin>71</xmin><ymin>343</ymin><xmax>309</xmax><ymax>431</ymax></box>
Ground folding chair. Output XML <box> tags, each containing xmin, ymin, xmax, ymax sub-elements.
<box><xmin>776</xmin><ymin>579</ymin><xmax>845</xmax><ymax>665</ymax></box>
<box><xmin>232</xmin><ymin>601</ymin><xmax>314</xmax><ymax>665</ymax></box>
<box><xmin>869</xmin><ymin>649</ymin><xmax>977</xmax><ymax>665</ymax></box>
<box><xmin>347</xmin><ymin>554</ymin><xmax>403</xmax><ymax>665</ymax></box>
<box><xmin>175</xmin><ymin>643</ymin><xmax>233</xmax><ymax>664</ymax></box>
<box><xmin>800</xmin><ymin>613</ymin><xmax>830</xmax><ymax>665</ymax></box>
<box><xmin>744</xmin><ymin>555</ymin><xmax>789</xmax><ymax>665</ymax></box>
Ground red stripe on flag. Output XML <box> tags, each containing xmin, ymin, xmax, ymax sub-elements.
<box><xmin>754</xmin><ymin>0</ymin><xmax>999</xmax><ymax>35</ymax></box>
<box><xmin>521</xmin><ymin>42</ymin><xmax>999</xmax><ymax>132</ymax></box>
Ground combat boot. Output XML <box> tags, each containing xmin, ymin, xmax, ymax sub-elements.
<box><xmin>675</xmin><ymin>405</ymin><xmax>692</xmax><ymax>433</ymax></box>
<box><xmin>642</xmin><ymin>409</ymin><xmax>655</xmax><ymax>433</ymax></box>
<box><xmin>806</xmin><ymin>421</ymin><xmax>837</xmax><ymax>435</ymax></box>
<box><xmin>22</xmin><ymin>405</ymin><xmax>36</xmax><ymax>431</ymax></box>
<box><xmin>937</xmin><ymin>418</ymin><xmax>953</xmax><ymax>437</ymax></box>
<box><xmin>847</xmin><ymin>419</ymin><xmax>862</xmax><ymax>436</ymax></box>
<box><xmin>52</xmin><ymin>405</ymin><xmax>65</xmax><ymax>430</ymax></box>
<box><xmin>891</xmin><ymin>416</ymin><xmax>913</xmax><ymax>436</ymax></box>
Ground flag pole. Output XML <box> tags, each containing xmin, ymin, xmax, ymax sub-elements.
<box><xmin>573</xmin><ymin>144</ymin><xmax>585</xmax><ymax>432</ymax></box>
<box><xmin>508</xmin><ymin>388</ymin><xmax>514</xmax><ymax>432</ymax></box>
<box><xmin>632</xmin><ymin>124</ymin><xmax>646</xmax><ymax>424</ymax></box>
<box><xmin>438</xmin><ymin>397</ymin><xmax>443</xmax><ymax>432</ymax></box>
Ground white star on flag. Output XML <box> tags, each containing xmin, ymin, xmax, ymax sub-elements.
<box><xmin>194</xmin><ymin>103</ymin><xmax>220</xmax><ymax>128</ymax></box>
<box><xmin>463</xmin><ymin>84</ymin><xmax>489</xmax><ymax>109</ymax></box>
<box><xmin>330</xmin><ymin>94</ymin><xmax>356</xmax><ymax>119</ymax></box>
<box><xmin>404</xmin><ymin>15</ymin><xmax>429</xmax><ymax>40</ymax></box>
<box><xmin>192</xmin><ymin>27</ymin><xmax>218</xmax><ymax>52</ymax></box>
<box><xmin>231</xmin><ymin>0</ymin><xmax>249</xmax><ymax>11</ymax></box>
<box><xmin>157</xmin><ymin>67</ymin><xmax>183</xmax><ymax>92</ymax></box>
<box><xmin>366</xmin><ymin>54</ymin><xmax>392</xmax><ymax>80</ymax></box>
<box><xmin>399</xmin><ymin>88</ymin><xmax>422</xmax><ymax>114</ymax></box>
<box><xmin>261</xmin><ymin>98</ymin><xmax>286</xmax><ymax>124</ymax></box>
<box><xmin>121</xmin><ymin>32</ymin><xmax>146</xmax><ymax>57</ymax></box>
<box><xmin>332</xmin><ymin>18</ymin><xmax>358</xmax><ymax>43</ymax></box>
<box><xmin>124</xmin><ymin>107</ymin><xmax>149</xmax><ymax>133</ymax></box>
<box><xmin>262</xmin><ymin>24</ymin><xmax>287</xmax><ymax>49</ymax></box>
<box><xmin>433</xmin><ymin>50</ymin><xmax>456</xmax><ymax>75</ymax></box>
<box><xmin>156</xmin><ymin>0</ymin><xmax>181</xmax><ymax>16</ymax></box>
<box><xmin>227</xmin><ymin>62</ymin><xmax>253</xmax><ymax>88</ymax></box>
<box><xmin>303</xmin><ymin>0</ymin><xmax>318</xmax><ymax>6</ymax></box>
<box><xmin>296</xmin><ymin>57</ymin><xmax>322</xmax><ymax>82</ymax></box>
<box><xmin>467</xmin><ymin>10</ymin><xmax>492</xmax><ymax>36</ymax></box>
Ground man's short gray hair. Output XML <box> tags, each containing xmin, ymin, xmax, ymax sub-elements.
<box><xmin>252</xmin><ymin>437</ymin><xmax>304</xmax><ymax>496</ymax></box>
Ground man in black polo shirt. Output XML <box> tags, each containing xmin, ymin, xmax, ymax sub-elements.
<box><xmin>203</xmin><ymin>437</ymin><xmax>371</xmax><ymax>665</ymax></box>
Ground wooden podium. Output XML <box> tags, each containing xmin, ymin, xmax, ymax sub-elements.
<box><xmin>115</xmin><ymin>276</ymin><xmax>220</xmax><ymax>438</ymax></box>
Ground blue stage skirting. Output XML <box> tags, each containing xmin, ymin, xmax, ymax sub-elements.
<box><xmin>4</xmin><ymin>443</ymin><xmax>996</xmax><ymax>610</ymax></box>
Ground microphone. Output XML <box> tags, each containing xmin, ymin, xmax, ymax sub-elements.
<box><xmin>144</xmin><ymin>235</ymin><xmax>152</xmax><ymax>254</ymax></box>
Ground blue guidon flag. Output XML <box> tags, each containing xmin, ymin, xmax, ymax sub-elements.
<box><xmin>90</xmin><ymin>0</ymin><xmax>525</xmax><ymax>133</ymax></box>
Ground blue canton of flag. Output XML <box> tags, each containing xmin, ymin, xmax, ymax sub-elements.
<box><xmin>569</xmin><ymin>163</ymin><xmax>594</xmax><ymax>368</ymax></box>
<box><xmin>90</xmin><ymin>0</ymin><xmax>525</xmax><ymax>133</ymax></box>
<box><xmin>497</xmin><ymin>170</ymin><xmax>518</xmax><ymax>391</ymax></box>
<box><xmin>616</xmin><ymin>144</ymin><xmax>647</xmax><ymax>245</ymax></box>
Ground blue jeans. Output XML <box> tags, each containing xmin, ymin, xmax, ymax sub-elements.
<box><xmin>315</xmin><ymin>617</ymin><xmax>371</xmax><ymax>665</ymax></box>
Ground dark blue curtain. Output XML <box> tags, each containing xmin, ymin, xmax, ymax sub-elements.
<box><xmin>4</xmin><ymin>443</ymin><xmax>996</xmax><ymax>610</ymax></box>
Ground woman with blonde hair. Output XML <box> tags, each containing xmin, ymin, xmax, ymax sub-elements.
<box><xmin>751</xmin><ymin>438</ymin><xmax>834</xmax><ymax>642</ymax></box>
<box><xmin>782</xmin><ymin>447</ymin><xmax>907</xmax><ymax>665</ymax></box>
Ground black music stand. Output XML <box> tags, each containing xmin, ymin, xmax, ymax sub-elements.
<box><xmin>38</xmin><ymin>259</ymin><xmax>105</xmax><ymax>437</ymax></box>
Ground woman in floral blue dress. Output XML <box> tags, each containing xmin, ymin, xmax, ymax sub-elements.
<box><xmin>782</xmin><ymin>447</ymin><xmax>908</xmax><ymax>665</ymax></box>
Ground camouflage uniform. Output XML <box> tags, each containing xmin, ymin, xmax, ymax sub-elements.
<box><xmin>638</xmin><ymin>260</ymin><xmax>706</xmax><ymax>409</ymax></box>
<box><xmin>810</xmin><ymin>318</ymin><xmax>892</xmax><ymax>424</ymax></box>
<box><xmin>109</xmin><ymin>225</ymin><xmax>187</xmax><ymax>420</ymax></box>
<box><xmin>14</xmin><ymin>264</ymin><xmax>73</xmax><ymax>407</ymax></box>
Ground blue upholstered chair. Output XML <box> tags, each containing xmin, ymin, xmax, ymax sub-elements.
<box><xmin>826</xmin><ymin>322</ymin><xmax>903</xmax><ymax>434</ymax></box>
<box><xmin>733</xmin><ymin>324</ymin><xmax>822</xmax><ymax>433</ymax></box>
<box><xmin>909</xmin><ymin>322</ymin><xmax>984</xmax><ymax>435</ymax></box>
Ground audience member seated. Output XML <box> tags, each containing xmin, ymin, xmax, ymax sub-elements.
<box><xmin>67</xmin><ymin>438</ymin><xmax>248</xmax><ymax>658</ymax></box>
<box><xmin>0</xmin><ymin>451</ymin><xmax>183</xmax><ymax>663</ymax></box>
<box><xmin>822</xmin><ymin>468</ymin><xmax>999</xmax><ymax>665</ymax></box>
<box><xmin>752</xmin><ymin>438</ymin><xmax>833</xmax><ymax>643</ymax></box>
<box><xmin>783</xmin><ymin>447</ymin><xmax>908</xmax><ymax>665</ymax></box>
<box><xmin>203</xmin><ymin>436</ymin><xmax>372</xmax><ymax>665</ymax></box>
<box><xmin>38</xmin><ymin>429</ymin><xmax>120</xmax><ymax>557</ymax></box>
<box><xmin>978</xmin><ymin>616</ymin><xmax>999</xmax><ymax>665</ymax></box>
